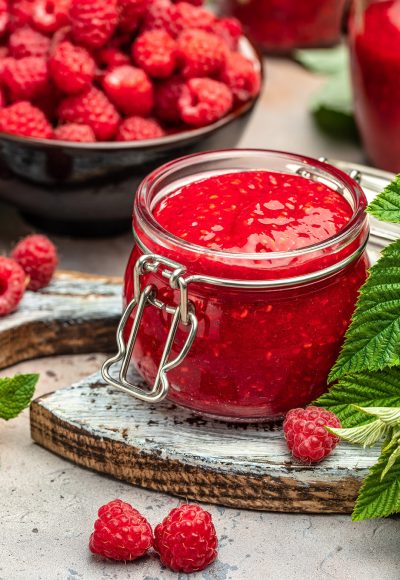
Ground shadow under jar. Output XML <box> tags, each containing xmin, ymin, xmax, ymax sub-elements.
<box><xmin>104</xmin><ymin>150</ymin><xmax>369</xmax><ymax>422</ymax></box>
<box><xmin>219</xmin><ymin>0</ymin><xmax>347</xmax><ymax>53</ymax></box>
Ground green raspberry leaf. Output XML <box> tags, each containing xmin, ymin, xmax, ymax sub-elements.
<box><xmin>367</xmin><ymin>174</ymin><xmax>400</xmax><ymax>223</ymax></box>
<box><xmin>328</xmin><ymin>419</ymin><xmax>389</xmax><ymax>448</ymax></box>
<box><xmin>316</xmin><ymin>369</ymin><xmax>400</xmax><ymax>427</ymax></box>
<box><xmin>0</xmin><ymin>374</ymin><xmax>39</xmax><ymax>420</ymax></box>
<box><xmin>329</xmin><ymin>239</ymin><xmax>400</xmax><ymax>381</ymax></box>
<box><xmin>352</xmin><ymin>441</ymin><xmax>400</xmax><ymax>521</ymax></box>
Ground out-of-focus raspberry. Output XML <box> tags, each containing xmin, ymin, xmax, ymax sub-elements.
<box><xmin>154</xmin><ymin>76</ymin><xmax>185</xmax><ymax>124</ymax></box>
<box><xmin>102</xmin><ymin>65</ymin><xmax>154</xmax><ymax>116</ymax></box>
<box><xmin>58</xmin><ymin>86</ymin><xmax>120</xmax><ymax>141</ymax></box>
<box><xmin>95</xmin><ymin>47</ymin><xmax>131</xmax><ymax>71</ymax></box>
<box><xmin>11</xmin><ymin>234</ymin><xmax>58</xmax><ymax>291</ymax></box>
<box><xmin>49</xmin><ymin>41</ymin><xmax>96</xmax><ymax>94</ymax></box>
<box><xmin>118</xmin><ymin>0</ymin><xmax>146</xmax><ymax>33</ymax></box>
<box><xmin>168</xmin><ymin>2</ymin><xmax>215</xmax><ymax>37</ymax></box>
<box><xmin>141</xmin><ymin>0</ymin><xmax>173</xmax><ymax>33</ymax></box>
<box><xmin>32</xmin><ymin>0</ymin><xmax>71</xmax><ymax>34</ymax></box>
<box><xmin>213</xmin><ymin>17</ymin><xmax>242</xmax><ymax>50</ymax></box>
<box><xmin>178</xmin><ymin>77</ymin><xmax>233</xmax><ymax>127</ymax></box>
<box><xmin>0</xmin><ymin>0</ymin><xmax>8</xmax><ymax>37</ymax></box>
<box><xmin>0</xmin><ymin>101</ymin><xmax>53</xmax><ymax>138</ymax></box>
<box><xmin>220</xmin><ymin>52</ymin><xmax>261</xmax><ymax>103</ymax></box>
<box><xmin>132</xmin><ymin>30</ymin><xmax>177</xmax><ymax>79</ymax></box>
<box><xmin>3</xmin><ymin>57</ymin><xmax>49</xmax><ymax>101</ymax></box>
<box><xmin>177</xmin><ymin>30</ymin><xmax>226</xmax><ymax>79</ymax></box>
<box><xmin>70</xmin><ymin>0</ymin><xmax>119</xmax><ymax>48</ymax></box>
<box><xmin>9</xmin><ymin>1</ymin><xmax>35</xmax><ymax>32</ymax></box>
<box><xmin>116</xmin><ymin>115</ymin><xmax>165</xmax><ymax>141</ymax></box>
<box><xmin>8</xmin><ymin>26</ymin><xmax>50</xmax><ymax>58</ymax></box>
<box><xmin>0</xmin><ymin>257</ymin><xmax>27</xmax><ymax>316</ymax></box>
<box><xmin>54</xmin><ymin>123</ymin><xmax>96</xmax><ymax>142</ymax></box>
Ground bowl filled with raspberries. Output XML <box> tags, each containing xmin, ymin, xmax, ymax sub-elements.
<box><xmin>0</xmin><ymin>0</ymin><xmax>262</xmax><ymax>235</ymax></box>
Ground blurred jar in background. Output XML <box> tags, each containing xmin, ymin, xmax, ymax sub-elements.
<box><xmin>349</xmin><ymin>0</ymin><xmax>400</xmax><ymax>172</ymax></box>
<box><xmin>219</xmin><ymin>0</ymin><xmax>347</xmax><ymax>53</ymax></box>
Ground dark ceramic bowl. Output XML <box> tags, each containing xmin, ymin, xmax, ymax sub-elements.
<box><xmin>0</xmin><ymin>38</ymin><xmax>263</xmax><ymax>236</ymax></box>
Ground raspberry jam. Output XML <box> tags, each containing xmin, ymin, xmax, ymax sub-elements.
<box><xmin>349</xmin><ymin>0</ymin><xmax>400</xmax><ymax>172</ymax></box>
<box><xmin>122</xmin><ymin>151</ymin><xmax>369</xmax><ymax>422</ymax></box>
<box><xmin>219</xmin><ymin>0</ymin><xmax>347</xmax><ymax>53</ymax></box>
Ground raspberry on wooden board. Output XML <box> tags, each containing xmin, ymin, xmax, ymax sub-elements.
<box><xmin>0</xmin><ymin>257</ymin><xmax>27</xmax><ymax>316</ymax></box>
<box><xmin>11</xmin><ymin>234</ymin><xmax>58</xmax><ymax>291</ymax></box>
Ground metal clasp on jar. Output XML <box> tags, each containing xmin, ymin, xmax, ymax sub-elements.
<box><xmin>102</xmin><ymin>254</ymin><xmax>198</xmax><ymax>402</ymax></box>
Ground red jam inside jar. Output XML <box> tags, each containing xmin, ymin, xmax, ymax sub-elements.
<box><xmin>124</xmin><ymin>151</ymin><xmax>369</xmax><ymax>422</ymax></box>
<box><xmin>349</xmin><ymin>0</ymin><xmax>400</xmax><ymax>172</ymax></box>
<box><xmin>219</xmin><ymin>0</ymin><xmax>347</xmax><ymax>53</ymax></box>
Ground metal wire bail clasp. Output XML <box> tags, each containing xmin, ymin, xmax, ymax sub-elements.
<box><xmin>101</xmin><ymin>254</ymin><xmax>198</xmax><ymax>403</ymax></box>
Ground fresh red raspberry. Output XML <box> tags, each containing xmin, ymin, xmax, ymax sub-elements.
<box><xmin>3</xmin><ymin>57</ymin><xmax>49</xmax><ymax>101</ymax></box>
<box><xmin>132</xmin><ymin>30</ymin><xmax>177</xmax><ymax>79</ymax></box>
<box><xmin>141</xmin><ymin>0</ymin><xmax>172</xmax><ymax>33</ymax></box>
<box><xmin>154</xmin><ymin>504</ymin><xmax>218</xmax><ymax>573</ymax></box>
<box><xmin>9</xmin><ymin>1</ymin><xmax>35</xmax><ymax>32</ymax></box>
<box><xmin>102</xmin><ymin>65</ymin><xmax>153</xmax><ymax>117</ymax></box>
<box><xmin>89</xmin><ymin>499</ymin><xmax>153</xmax><ymax>561</ymax></box>
<box><xmin>220</xmin><ymin>52</ymin><xmax>261</xmax><ymax>104</ymax></box>
<box><xmin>118</xmin><ymin>0</ymin><xmax>146</xmax><ymax>33</ymax></box>
<box><xmin>177</xmin><ymin>30</ymin><xmax>226</xmax><ymax>79</ymax></box>
<box><xmin>213</xmin><ymin>17</ymin><xmax>242</xmax><ymax>50</ymax></box>
<box><xmin>32</xmin><ymin>0</ymin><xmax>71</xmax><ymax>34</ymax></box>
<box><xmin>58</xmin><ymin>87</ymin><xmax>120</xmax><ymax>141</ymax></box>
<box><xmin>8</xmin><ymin>26</ymin><xmax>51</xmax><ymax>59</ymax></box>
<box><xmin>154</xmin><ymin>76</ymin><xmax>185</xmax><ymax>124</ymax></box>
<box><xmin>49</xmin><ymin>41</ymin><xmax>96</xmax><ymax>94</ymax></box>
<box><xmin>116</xmin><ymin>116</ymin><xmax>164</xmax><ymax>141</ymax></box>
<box><xmin>11</xmin><ymin>234</ymin><xmax>58</xmax><ymax>291</ymax></box>
<box><xmin>172</xmin><ymin>0</ymin><xmax>203</xmax><ymax>4</ymax></box>
<box><xmin>0</xmin><ymin>257</ymin><xmax>26</xmax><ymax>316</ymax></box>
<box><xmin>70</xmin><ymin>0</ymin><xmax>118</xmax><ymax>49</ymax></box>
<box><xmin>54</xmin><ymin>123</ymin><xmax>96</xmax><ymax>142</ymax></box>
<box><xmin>0</xmin><ymin>0</ymin><xmax>8</xmax><ymax>37</ymax></box>
<box><xmin>168</xmin><ymin>2</ymin><xmax>215</xmax><ymax>37</ymax></box>
<box><xmin>95</xmin><ymin>47</ymin><xmax>131</xmax><ymax>71</ymax></box>
<box><xmin>0</xmin><ymin>86</ymin><xmax>5</xmax><ymax>108</ymax></box>
<box><xmin>283</xmin><ymin>406</ymin><xmax>342</xmax><ymax>464</ymax></box>
<box><xmin>179</xmin><ymin>78</ymin><xmax>233</xmax><ymax>127</ymax></box>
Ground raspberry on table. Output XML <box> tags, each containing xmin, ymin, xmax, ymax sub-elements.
<box><xmin>179</xmin><ymin>77</ymin><xmax>233</xmax><ymax>127</ymax></box>
<box><xmin>220</xmin><ymin>52</ymin><xmax>261</xmax><ymax>104</ymax></box>
<box><xmin>89</xmin><ymin>499</ymin><xmax>153</xmax><ymax>561</ymax></box>
<box><xmin>54</xmin><ymin>123</ymin><xmax>96</xmax><ymax>142</ymax></box>
<box><xmin>49</xmin><ymin>41</ymin><xmax>95</xmax><ymax>94</ymax></box>
<box><xmin>118</xmin><ymin>0</ymin><xmax>146</xmax><ymax>33</ymax></box>
<box><xmin>132</xmin><ymin>30</ymin><xmax>177</xmax><ymax>79</ymax></box>
<box><xmin>0</xmin><ymin>257</ymin><xmax>27</xmax><ymax>316</ymax></box>
<box><xmin>116</xmin><ymin>116</ymin><xmax>164</xmax><ymax>141</ymax></box>
<box><xmin>168</xmin><ymin>2</ymin><xmax>215</xmax><ymax>37</ymax></box>
<box><xmin>8</xmin><ymin>26</ymin><xmax>50</xmax><ymax>58</ymax></box>
<box><xmin>213</xmin><ymin>17</ymin><xmax>242</xmax><ymax>50</ymax></box>
<box><xmin>3</xmin><ymin>56</ymin><xmax>49</xmax><ymax>101</ymax></box>
<box><xmin>155</xmin><ymin>76</ymin><xmax>185</xmax><ymax>124</ymax></box>
<box><xmin>0</xmin><ymin>101</ymin><xmax>53</xmax><ymax>139</ymax></box>
<box><xmin>102</xmin><ymin>65</ymin><xmax>154</xmax><ymax>116</ymax></box>
<box><xmin>32</xmin><ymin>0</ymin><xmax>71</xmax><ymax>34</ymax></box>
<box><xmin>58</xmin><ymin>86</ymin><xmax>120</xmax><ymax>141</ymax></box>
<box><xmin>177</xmin><ymin>30</ymin><xmax>226</xmax><ymax>79</ymax></box>
<box><xmin>70</xmin><ymin>0</ymin><xmax>118</xmax><ymax>48</ymax></box>
<box><xmin>12</xmin><ymin>234</ymin><xmax>58</xmax><ymax>291</ymax></box>
<box><xmin>283</xmin><ymin>406</ymin><xmax>342</xmax><ymax>464</ymax></box>
<box><xmin>154</xmin><ymin>504</ymin><xmax>218</xmax><ymax>573</ymax></box>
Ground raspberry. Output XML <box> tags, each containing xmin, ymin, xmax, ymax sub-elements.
<box><xmin>154</xmin><ymin>76</ymin><xmax>185</xmax><ymax>124</ymax></box>
<box><xmin>54</xmin><ymin>123</ymin><xmax>96</xmax><ymax>142</ymax></box>
<box><xmin>132</xmin><ymin>30</ymin><xmax>177</xmax><ymax>79</ymax></box>
<box><xmin>283</xmin><ymin>406</ymin><xmax>342</xmax><ymax>464</ymax></box>
<box><xmin>9</xmin><ymin>1</ymin><xmax>35</xmax><ymax>32</ymax></box>
<box><xmin>0</xmin><ymin>0</ymin><xmax>8</xmax><ymax>37</ymax></box>
<box><xmin>95</xmin><ymin>47</ymin><xmax>130</xmax><ymax>71</ymax></box>
<box><xmin>89</xmin><ymin>499</ymin><xmax>153</xmax><ymax>561</ymax></box>
<box><xmin>118</xmin><ymin>0</ymin><xmax>146</xmax><ymax>33</ymax></box>
<box><xmin>49</xmin><ymin>41</ymin><xmax>95</xmax><ymax>94</ymax></box>
<box><xmin>58</xmin><ymin>87</ymin><xmax>120</xmax><ymax>141</ymax></box>
<box><xmin>33</xmin><ymin>82</ymin><xmax>62</xmax><ymax>120</ymax></box>
<box><xmin>12</xmin><ymin>234</ymin><xmax>58</xmax><ymax>291</ymax></box>
<box><xmin>220</xmin><ymin>52</ymin><xmax>261</xmax><ymax>104</ymax></box>
<box><xmin>3</xmin><ymin>57</ymin><xmax>49</xmax><ymax>101</ymax></box>
<box><xmin>213</xmin><ymin>17</ymin><xmax>242</xmax><ymax>50</ymax></box>
<box><xmin>32</xmin><ymin>0</ymin><xmax>71</xmax><ymax>34</ymax></box>
<box><xmin>0</xmin><ymin>257</ymin><xmax>26</xmax><ymax>316</ymax></box>
<box><xmin>116</xmin><ymin>116</ymin><xmax>164</xmax><ymax>141</ymax></box>
<box><xmin>178</xmin><ymin>78</ymin><xmax>233</xmax><ymax>127</ymax></box>
<box><xmin>172</xmin><ymin>0</ymin><xmax>203</xmax><ymax>4</ymax></box>
<box><xmin>70</xmin><ymin>0</ymin><xmax>118</xmax><ymax>49</ymax></box>
<box><xmin>9</xmin><ymin>26</ymin><xmax>50</xmax><ymax>58</ymax></box>
<box><xmin>102</xmin><ymin>65</ymin><xmax>153</xmax><ymax>116</ymax></box>
<box><xmin>168</xmin><ymin>2</ymin><xmax>215</xmax><ymax>37</ymax></box>
<box><xmin>154</xmin><ymin>504</ymin><xmax>218</xmax><ymax>573</ymax></box>
<box><xmin>142</xmin><ymin>0</ymin><xmax>174</xmax><ymax>33</ymax></box>
<box><xmin>177</xmin><ymin>30</ymin><xmax>226</xmax><ymax>79</ymax></box>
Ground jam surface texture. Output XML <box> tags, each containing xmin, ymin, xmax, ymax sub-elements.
<box><xmin>126</xmin><ymin>169</ymin><xmax>368</xmax><ymax>421</ymax></box>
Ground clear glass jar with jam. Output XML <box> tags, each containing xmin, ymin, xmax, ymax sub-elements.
<box><xmin>103</xmin><ymin>150</ymin><xmax>369</xmax><ymax>422</ymax></box>
<box><xmin>218</xmin><ymin>0</ymin><xmax>347</xmax><ymax>53</ymax></box>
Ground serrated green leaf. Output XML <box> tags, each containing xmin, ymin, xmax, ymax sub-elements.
<box><xmin>367</xmin><ymin>174</ymin><xmax>400</xmax><ymax>223</ymax></box>
<box><xmin>356</xmin><ymin>407</ymin><xmax>400</xmax><ymax>426</ymax></box>
<box><xmin>328</xmin><ymin>419</ymin><xmax>389</xmax><ymax>448</ymax></box>
<box><xmin>295</xmin><ymin>46</ymin><xmax>348</xmax><ymax>75</ymax></box>
<box><xmin>381</xmin><ymin>444</ymin><xmax>400</xmax><ymax>479</ymax></box>
<box><xmin>352</xmin><ymin>443</ymin><xmax>400</xmax><ymax>521</ymax></box>
<box><xmin>315</xmin><ymin>368</ymin><xmax>400</xmax><ymax>427</ymax></box>
<box><xmin>329</xmin><ymin>239</ymin><xmax>400</xmax><ymax>380</ymax></box>
<box><xmin>0</xmin><ymin>374</ymin><xmax>39</xmax><ymax>420</ymax></box>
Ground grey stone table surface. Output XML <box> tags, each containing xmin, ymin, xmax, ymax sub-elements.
<box><xmin>0</xmin><ymin>58</ymin><xmax>399</xmax><ymax>580</ymax></box>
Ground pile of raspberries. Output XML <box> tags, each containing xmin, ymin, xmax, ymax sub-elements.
<box><xmin>0</xmin><ymin>0</ymin><xmax>261</xmax><ymax>142</ymax></box>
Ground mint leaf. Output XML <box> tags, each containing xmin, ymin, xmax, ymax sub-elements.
<box><xmin>329</xmin><ymin>239</ymin><xmax>400</xmax><ymax>380</ymax></box>
<box><xmin>316</xmin><ymin>369</ymin><xmax>400</xmax><ymax>427</ymax></box>
<box><xmin>367</xmin><ymin>175</ymin><xmax>400</xmax><ymax>223</ymax></box>
<box><xmin>295</xmin><ymin>46</ymin><xmax>348</xmax><ymax>75</ymax></box>
<box><xmin>0</xmin><ymin>374</ymin><xmax>39</xmax><ymax>420</ymax></box>
<box><xmin>352</xmin><ymin>441</ymin><xmax>400</xmax><ymax>521</ymax></box>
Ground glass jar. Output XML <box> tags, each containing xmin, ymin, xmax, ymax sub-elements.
<box><xmin>219</xmin><ymin>0</ymin><xmax>347</xmax><ymax>53</ymax></box>
<box><xmin>349</xmin><ymin>0</ymin><xmax>400</xmax><ymax>172</ymax></box>
<box><xmin>103</xmin><ymin>150</ymin><xmax>369</xmax><ymax>422</ymax></box>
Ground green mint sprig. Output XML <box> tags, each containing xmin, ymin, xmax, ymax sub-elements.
<box><xmin>316</xmin><ymin>175</ymin><xmax>400</xmax><ymax>521</ymax></box>
<box><xmin>0</xmin><ymin>374</ymin><xmax>39</xmax><ymax>420</ymax></box>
